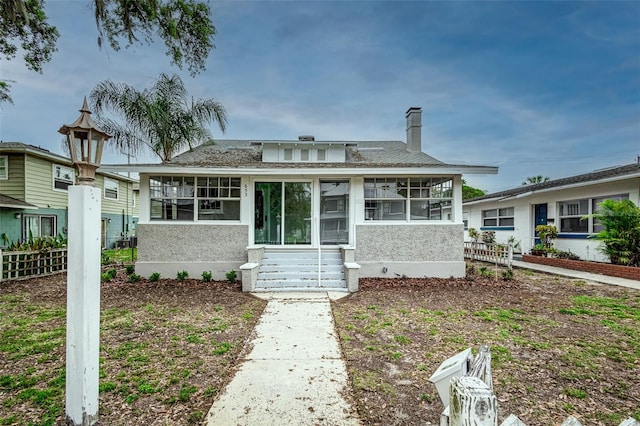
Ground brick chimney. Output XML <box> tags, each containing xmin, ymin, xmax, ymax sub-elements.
<box><xmin>406</xmin><ymin>107</ymin><xmax>422</xmax><ymax>153</ymax></box>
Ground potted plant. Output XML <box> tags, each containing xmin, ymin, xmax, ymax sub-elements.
<box><xmin>530</xmin><ymin>243</ymin><xmax>547</xmax><ymax>256</ymax></box>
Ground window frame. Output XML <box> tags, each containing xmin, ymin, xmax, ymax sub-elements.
<box><xmin>364</xmin><ymin>177</ymin><xmax>454</xmax><ymax>222</ymax></box>
<box><xmin>0</xmin><ymin>155</ymin><xmax>7</xmax><ymax>179</ymax></box>
<box><xmin>149</xmin><ymin>175</ymin><xmax>241</xmax><ymax>222</ymax></box>
<box><xmin>481</xmin><ymin>207</ymin><xmax>514</xmax><ymax>229</ymax></box>
<box><xmin>103</xmin><ymin>178</ymin><xmax>119</xmax><ymax>200</ymax></box>
<box><xmin>52</xmin><ymin>164</ymin><xmax>75</xmax><ymax>191</ymax></box>
<box><xmin>23</xmin><ymin>214</ymin><xmax>57</xmax><ymax>240</ymax></box>
<box><xmin>559</xmin><ymin>194</ymin><xmax>629</xmax><ymax>234</ymax></box>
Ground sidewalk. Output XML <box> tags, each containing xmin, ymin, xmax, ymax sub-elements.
<box><xmin>205</xmin><ymin>292</ymin><xmax>361</xmax><ymax>426</ymax></box>
<box><xmin>512</xmin><ymin>260</ymin><xmax>640</xmax><ymax>291</ymax></box>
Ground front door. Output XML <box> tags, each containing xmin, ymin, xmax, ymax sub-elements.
<box><xmin>254</xmin><ymin>182</ymin><xmax>312</xmax><ymax>245</ymax></box>
<box><xmin>533</xmin><ymin>203</ymin><xmax>547</xmax><ymax>243</ymax></box>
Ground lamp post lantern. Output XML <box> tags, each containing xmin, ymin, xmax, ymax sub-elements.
<box><xmin>59</xmin><ymin>98</ymin><xmax>110</xmax><ymax>426</ymax></box>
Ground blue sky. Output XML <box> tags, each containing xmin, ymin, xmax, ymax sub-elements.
<box><xmin>1</xmin><ymin>1</ymin><xmax>638</xmax><ymax>193</ymax></box>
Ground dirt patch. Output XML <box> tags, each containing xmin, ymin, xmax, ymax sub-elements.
<box><xmin>2</xmin><ymin>264</ymin><xmax>639</xmax><ymax>425</ymax></box>
<box><xmin>332</xmin><ymin>264</ymin><xmax>640</xmax><ymax>425</ymax></box>
<box><xmin>0</xmin><ymin>270</ymin><xmax>266</xmax><ymax>425</ymax></box>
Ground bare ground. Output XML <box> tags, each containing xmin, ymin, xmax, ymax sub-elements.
<box><xmin>1</xmin><ymin>264</ymin><xmax>639</xmax><ymax>425</ymax></box>
<box><xmin>332</xmin><ymin>264</ymin><xmax>640</xmax><ymax>425</ymax></box>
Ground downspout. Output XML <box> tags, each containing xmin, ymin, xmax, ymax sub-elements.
<box><xmin>317</xmin><ymin>216</ymin><xmax>321</xmax><ymax>288</ymax></box>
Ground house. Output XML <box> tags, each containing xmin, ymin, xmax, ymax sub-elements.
<box><xmin>0</xmin><ymin>142</ymin><xmax>139</xmax><ymax>249</ymax></box>
<box><xmin>104</xmin><ymin>108</ymin><xmax>497</xmax><ymax>291</ymax></box>
<box><xmin>463</xmin><ymin>163</ymin><xmax>640</xmax><ymax>262</ymax></box>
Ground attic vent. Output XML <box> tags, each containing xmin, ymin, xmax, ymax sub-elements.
<box><xmin>298</xmin><ymin>135</ymin><xmax>315</xmax><ymax>141</ymax></box>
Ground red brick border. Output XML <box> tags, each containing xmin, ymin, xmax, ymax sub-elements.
<box><xmin>522</xmin><ymin>255</ymin><xmax>640</xmax><ymax>281</ymax></box>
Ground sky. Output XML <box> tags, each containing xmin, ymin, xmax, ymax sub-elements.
<box><xmin>1</xmin><ymin>1</ymin><xmax>639</xmax><ymax>194</ymax></box>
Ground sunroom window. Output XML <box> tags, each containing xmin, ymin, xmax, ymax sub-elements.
<box><xmin>364</xmin><ymin>177</ymin><xmax>453</xmax><ymax>221</ymax></box>
<box><xmin>149</xmin><ymin>176</ymin><xmax>240</xmax><ymax>221</ymax></box>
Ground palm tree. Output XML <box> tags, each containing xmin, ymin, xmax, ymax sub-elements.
<box><xmin>90</xmin><ymin>73</ymin><xmax>227</xmax><ymax>162</ymax></box>
<box><xmin>521</xmin><ymin>175</ymin><xmax>550</xmax><ymax>185</ymax></box>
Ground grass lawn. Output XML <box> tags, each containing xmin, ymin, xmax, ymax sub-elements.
<box><xmin>1</xmin><ymin>262</ymin><xmax>638</xmax><ymax>425</ymax></box>
<box><xmin>332</xmin><ymin>263</ymin><xmax>640</xmax><ymax>425</ymax></box>
<box><xmin>0</xmin><ymin>270</ymin><xmax>265</xmax><ymax>425</ymax></box>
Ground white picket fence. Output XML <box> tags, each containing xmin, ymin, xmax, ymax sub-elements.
<box><xmin>0</xmin><ymin>248</ymin><xmax>67</xmax><ymax>281</ymax></box>
<box><xmin>464</xmin><ymin>242</ymin><xmax>513</xmax><ymax>268</ymax></box>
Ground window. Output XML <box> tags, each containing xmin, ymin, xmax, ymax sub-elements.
<box><xmin>23</xmin><ymin>215</ymin><xmax>56</xmax><ymax>239</ymax></box>
<box><xmin>53</xmin><ymin>164</ymin><xmax>74</xmax><ymax>190</ymax></box>
<box><xmin>0</xmin><ymin>156</ymin><xmax>7</xmax><ymax>179</ymax></box>
<box><xmin>149</xmin><ymin>176</ymin><xmax>240</xmax><ymax>221</ymax></box>
<box><xmin>104</xmin><ymin>178</ymin><xmax>119</xmax><ymax>200</ymax></box>
<box><xmin>280</xmin><ymin>147</ymin><xmax>329</xmax><ymax>162</ymax></box>
<box><xmin>592</xmin><ymin>194</ymin><xmax>628</xmax><ymax>233</ymax></box>
<box><xmin>560</xmin><ymin>194</ymin><xmax>629</xmax><ymax>233</ymax></box>
<box><xmin>364</xmin><ymin>177</ymin><xmax>453</xmax><ymax>221</ymax></box>
<box><xmin>481</xmin><ymin>207</ymin><xmax>514</xmax><ymax>227</ymax></box>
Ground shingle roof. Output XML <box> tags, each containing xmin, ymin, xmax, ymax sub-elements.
<box><xmin>167</xmin><ymin>139</ymin><xmax>474</xmax><ymax>169</ymax></box>
<box><xmin>465</xmin><ymin>163</ymin><xmax>640</xmax><ymax>203</ymax></box>
<box><xmin>0</xmin><ymin>194</ymin><xmax>38</xmax><ymax>209</ymax></box>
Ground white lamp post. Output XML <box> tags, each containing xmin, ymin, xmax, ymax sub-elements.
<box><xmin>59</xmin><ymin>98</ymin><xmax>111</xmax><ymax>426</ymax></box>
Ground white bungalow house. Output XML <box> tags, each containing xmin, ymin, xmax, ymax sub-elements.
<box><xmin>104</xmin><ymin>108</ymin><xmax>497</xmax><ymax>291</ymax></box>
<box><xmin>463</xmin><ymin>163</ymin><xmax>640</xmax><ymax>262</ymax></box>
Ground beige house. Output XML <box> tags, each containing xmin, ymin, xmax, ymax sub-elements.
<box><xmin>105</xmin><ymin>108</ymin><xmax>497</xmax><ymax>291</ymax></box>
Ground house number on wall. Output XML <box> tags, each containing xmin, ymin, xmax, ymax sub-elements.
<box><xmin>244</xmin><ymin>184</ymin><xmax>248</xmax><ymax>197</ymax></box>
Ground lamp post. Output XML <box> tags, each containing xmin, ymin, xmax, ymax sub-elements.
<box><xmin>59</xmin><ymin>98</ymin><xmax>111</xmax><ymax>426</ymax></box>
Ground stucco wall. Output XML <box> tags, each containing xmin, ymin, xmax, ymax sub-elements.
<box><xmin>355</xmin><ymin>223</ymin><xmax>464</xmax><ymax>262</ymax></box>
<box><xmin>138</xmin><ymin>224</ymin><xmax>248</xmax><ymax>262</ymax></box>
<box><xmin>463</xmin><ymin>177</ymin><xmax>640</xmax><ymax>262</ymax></box>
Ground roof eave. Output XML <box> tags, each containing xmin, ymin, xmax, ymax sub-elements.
<box><xmin>101</xmin><ymin>164</ymin><xmax>498</xmax><ymax>176</ymax></box>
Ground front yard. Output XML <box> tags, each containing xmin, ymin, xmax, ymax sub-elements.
<box><xmin>333</xmin><ymin>264</ymin><xmax>640</xmax><ymax>425</ymax></box>
<box><xmin>0</xmin><ymin>263</ymin><xmax>638</xmax><ymax>425</ymax></box>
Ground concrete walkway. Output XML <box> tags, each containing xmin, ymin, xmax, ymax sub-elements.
<box><xmin>205</xmin><ymin>292</ymin><xmax>361</xmax><ymax>426</ymax></box>
<box><xmin>512</xmin><ymin>260</ymin><xmax>640</xmax><ymax>290</ymax></box>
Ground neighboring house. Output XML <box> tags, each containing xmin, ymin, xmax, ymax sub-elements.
<box><xmin>0</xmin><ymin>142</ymin><xmax>139</xmax><ymax>249</ymax></box>
<box><xmin>463</xmin><ymin>163</ymin><xmax>640</xmax><ymax>262</ymax></box>
<box><xmin>104</xmin><ymin>107</ymin><xmax>497</xmax><ymax>291</ymax></box>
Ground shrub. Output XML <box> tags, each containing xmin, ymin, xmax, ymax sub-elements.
<box><xmin>225</xmin><ymin>270</ymin><xmax>237</xmax><ymax>283</ymax></box>
<box><xmin>148</xmin><ymin>272</ymin><xmax>161</xmax><ymax>282</ymax></box>
<box><xmin>201</xmin><ymin>271</ymin><xmax>212</xmax><ymax>282</ymax></box>
<box><xmin>587</xmin><ymin>199</ymin><xmax>640</xmax><ymax>267</ymax></box>
<box><xmin>535</xmin><ymin>225</ymin><xmax>558</xmax><ymax>249</ymax></box>
<box><xmin>101</xmin><ymin>251</ymin><xmax>113</xmax><ymax>265</ymax></box>
<box><xmin>478</xmin><ymin>266</ymin><xmax>492</xmax><ymax>277</ymax></box>
<box><xmin>177</xmin><ymin>270</ymin><xmax>189</xmax><ymax>281</ymax></box>
<box><xmin>101</xmin><ymin>272</ymin><xmax>113</xmax><ymax>282</ymax></box>
<box><xmin>557</xmin><ymin>250</ymin><xmax>580</xmax><ymax>260</ymax></box>
<box><xmin>481</xmin><ymin>231</ymin><xmax>496</xmax><ymax>244</ymax></box>
<box><xmin>466</xmin><ymin>263</ymin><xmax>476</xmax><ymax>275</ymax></box>
<box><xmin>502</xmin><ymin>268</ymin><xmax>514</xmax><ymax>280</ymax></box>
<box><xmin>125</xmin><ymin>264</ymin><xmax>135</xmax><ymax>275</ymax></box>
<box><xmin>468</xmin><ymin>228</ymin><xmax>480</xmax><ymax>242</ymax></box>
<box><xmin>128</xmin><ymin>273</ymin><xmax>141</xmax><ymax>283</ymax></box>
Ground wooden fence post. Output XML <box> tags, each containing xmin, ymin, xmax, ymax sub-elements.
<box><xmin>449</xmin><ymin>376</ymin><xmax>497</xmax><ymax>426</ymax></box>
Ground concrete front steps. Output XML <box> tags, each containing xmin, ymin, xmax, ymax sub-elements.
<box><xmin>255</xmin><ymin>248</ymin><xmax>347</xmax><ymax>291</ymax></box>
